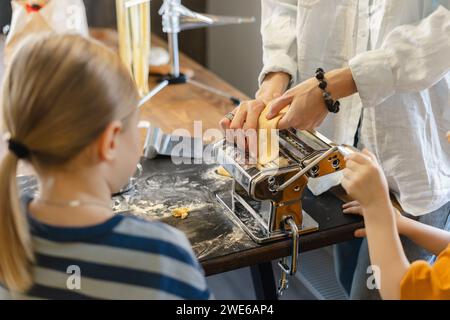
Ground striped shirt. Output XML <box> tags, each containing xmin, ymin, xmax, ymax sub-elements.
<box><xmin>0</xmin><ymin>196</ymin><xmax>211</xmax><ymax>300</ymax></box>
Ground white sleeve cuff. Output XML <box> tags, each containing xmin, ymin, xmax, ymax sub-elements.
<box><xmin>258</xmin><ymin>53</ymin><xmax>298</xmax><ymax>87</ymax></box>
<box><xmin>349</xmin><ymin>48</ymin><xmax>396</xmax><ymax>108</ymax></box>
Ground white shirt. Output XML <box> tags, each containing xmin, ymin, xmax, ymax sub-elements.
<box><xmin>260</xmin><ymin>0</ymin><xmax>450</xmax><ymax>216</ymax></box>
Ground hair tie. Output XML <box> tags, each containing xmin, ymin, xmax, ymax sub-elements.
<box><xmin>3</xmin><ymin>133</ymin><xmax>31</xmax><ymax>159</ymax></box>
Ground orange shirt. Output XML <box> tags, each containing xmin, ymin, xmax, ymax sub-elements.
<box><xmin>401</xmin><ymin>244</ymin><xmax>450</xmax><ymax>300</ymax></box>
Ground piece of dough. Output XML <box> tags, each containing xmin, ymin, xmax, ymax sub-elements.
<box><xmin>216</xmin><ymin>166</ymin><xmax>232</xmax><ymax>177</ymax></box>
<box><xmin>172</xmin><ymin>207</ymin><xmax>190</xmax><ymax>219</ymax></box>
<box><xmin>257</xmin><ymin>106</ymin><xmax>288</xmax><ymax>165</ymax></box>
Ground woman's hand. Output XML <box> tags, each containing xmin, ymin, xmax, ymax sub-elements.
<box><xmin>267</xmin><ymin>77</ymin><xmax>328</xmax><ymax>130</ymax></box>
<box><xmin>219</xmin><ymin>72</ymin><xmax>290</xmax><ymax>131</ymax></box>
<box><xmin>220</xmin><ymin>99</ymin><xmax>266</xmax><ymax>151</ymax></box>
<box><xmin>255</xmin><ymin>72</ymin><xmax>291</xmax><ymax>106</ymax></box>
<box><xmin>219</xmin><ymin>72</ymin><xmax>290</xmax><ymax>151</ymax></box>
<box><xmin>266</xmin><ymin>68</ymin><xmax>357</xmax><ymax>130</ymax></box>
<box><xmin>341</xmin><ymin>149</ymin><xmax>391</xmax><ymax>218</ymax></box>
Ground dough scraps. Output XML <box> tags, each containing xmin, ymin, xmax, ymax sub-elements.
<box><xmin>216</xmin><ymin>166</ymin><xmax>232</xmax><ymax>177</ymax></box>
<box><xmin>172</xmin><ymin>207</ymin><xmax>190</xmax><ymax>219</ymax></box>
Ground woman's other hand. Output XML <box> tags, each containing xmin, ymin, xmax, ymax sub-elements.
<box><xmin>266</xmin><ymin>68</ymin><xmax>357</xmax><ymax>130</ymax></box>
<box><xmin>219</xmin><ymin>72</ymin><xmax>291</xmax><ymax>131</ymax></box>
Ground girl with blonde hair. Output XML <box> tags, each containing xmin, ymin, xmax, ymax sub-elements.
<box><xmin>0</xmin><ymin>34</ymin><xmax>210</xmax><ymax>299</ymax></box>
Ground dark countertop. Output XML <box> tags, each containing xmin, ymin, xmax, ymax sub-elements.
<box><xmin>120</xmin><ymin>157</ymin><xmax>364</xmax><ymax>276</ymax></box>
<box><xmin>19</xmin><ymin>156</ymin><xmax>364</xmax><ymax>277</ymax></box>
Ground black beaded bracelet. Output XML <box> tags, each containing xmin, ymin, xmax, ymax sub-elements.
<box><xmin>315</xmin><ymin>68</ymin><xmax>340</xmax><ymax>113</ymax></box>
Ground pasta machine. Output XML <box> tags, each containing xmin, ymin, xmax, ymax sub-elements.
<box><xmin>214</xmin><ymin>129</ymin><xmax>355</xmax><ymax>295</ymax></box>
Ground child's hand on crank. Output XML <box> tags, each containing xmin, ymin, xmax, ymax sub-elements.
<box><xmin>341</xmin><ymin>149</ymin><xmax>393</xmax><ymax>223</ymax></box>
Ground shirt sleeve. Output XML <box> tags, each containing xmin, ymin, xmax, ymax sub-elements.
<box><xmin>259</xmin><ymin>0</ymin><xmax>299</xmax><ymax>86</ymax></box>
<box><xmin>349</xmin><ymin>5</ymin><xmax>450</xmax><ymax>108</ymax></box>
<box><xmin>400</xmin><ymin>245</ymin><xmax>450</xmax><ymax>300</ymax></box>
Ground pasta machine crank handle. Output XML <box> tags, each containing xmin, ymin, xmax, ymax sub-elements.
<box><xmin>275</xmin><ymin>146</ymin><xmax>339</xmax><ymax>192</ymax></box>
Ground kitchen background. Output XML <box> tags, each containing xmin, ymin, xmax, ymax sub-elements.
<box><xmin>0</xmin><ymin>0</ymin><xmax>346</xmax><ymax>300</ymax></box>
<box><xmin>0</xmin><ymin>0</ymin><xmax>262</xmax><ymax>97</ymax></box>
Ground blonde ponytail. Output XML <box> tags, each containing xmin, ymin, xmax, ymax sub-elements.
<box><xmin>0</xmin><ymin>33</ymin><xmax>139</xmax><ymax>292</ymax></box>
<box><xmin>0</xmin><ymin>152</ymin><xmax>34</xmax><ymax>292</ymax></box>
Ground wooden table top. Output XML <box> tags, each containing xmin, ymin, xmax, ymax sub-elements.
<box><xmin>90</xmin><ymin>28</ymin><xmax>247</xmax><ymax>138</ymax></box>
<box><xmin>145</xmin><ymin>36</ymin><xmax>246</xmax><ymax>136</ymax></box>
<box><xmin>0</xmin><ymin>29</ymin><xmax>246</xmax><ymax>174</ymax></box>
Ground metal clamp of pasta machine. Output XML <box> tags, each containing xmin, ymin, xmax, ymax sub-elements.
<box><xmin>277</xmin><ymin>216</ymin><xmax>299</xmax><ymax>296</ymax></box>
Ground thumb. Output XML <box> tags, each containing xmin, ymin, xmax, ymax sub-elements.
<box><xmin>267</xmin><ymin>95</ymin><xmax>293</xmax><ymax>119</ymax></box>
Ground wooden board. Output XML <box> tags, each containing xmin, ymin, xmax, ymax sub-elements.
<box><xmin>143</xmin><ymin>35</ymin><xmax>247</xmax><ymax>136</ymax></box>
<box><xmin>90</xmin><ymin>28</ymin><xmax>247</xmax><ymax>139</ymax></box>
<box><xmin>0</xmin><ymin>29</ymin><xmax>247</xmax><ymax>175</ymax></box>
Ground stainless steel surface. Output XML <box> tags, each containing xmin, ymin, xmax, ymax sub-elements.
<box><xmin>214</xmin><ymin>129</ymin><xmax>342</xmax><ymax>202</ymax></box>
<box><xmin>276</xmin><ymin>146</ymin><xmax>338</xmax><ymax>192</ymax></box>
<box><xmin>215</xmin><ymin>189</ymin><xmax>319</xmax><ymax>244</ymax></box>
<box><xmin>139</xmin><ymin>80</ymin><xmax>169</xmax><ymax>107</ymax></box>
<box><xmin>159</xmin><ymin>0</ymin><xmax>254</xmax><ymax>32</ymax></box>
<box><xmin>159</xmin><ymin>0</ymin><xmax>254</xmax><ymax>78</ymax></box>
<box><xmin>213</xmin><ymin>129</ymin><xmax>346</xmax><ymax>295</ymax></box>
<box><xmin>168</xmin><ymin>32</ymin><xmax>180</xmax><ymax>77</ymax></box>
<box><xmin>113</xmin><ymin>163</ymin><xmax>144</xmax><ymax>196</ymax></box>
<box><xmin>213</xmin><ymin>128</ymin><xmax>347</xmax><ymax>244</ymax></box>
<box><xmin>179</xmin><ymin>14</ymin><xmax>255</xmax><ymax>31</ymax></box>
<box><xmin>139</xmin><ymin>121</ymin><xmax>204</xmax><ymax>159</ymax></box>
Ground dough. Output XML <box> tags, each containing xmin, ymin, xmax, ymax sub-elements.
<box><xmin>257</xmin><ymin>106</ymin><xmax>287</xmax><ymax>165</ymax></box>
<box><xmin>172</xmin><ymin>207</ymin><xmax>190</xmax><ymax>219</ymax></box>
<box><xmin>216</xmin><ymin>166</ymin><xmax>232</xmax><ymax>177</ymax></box>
